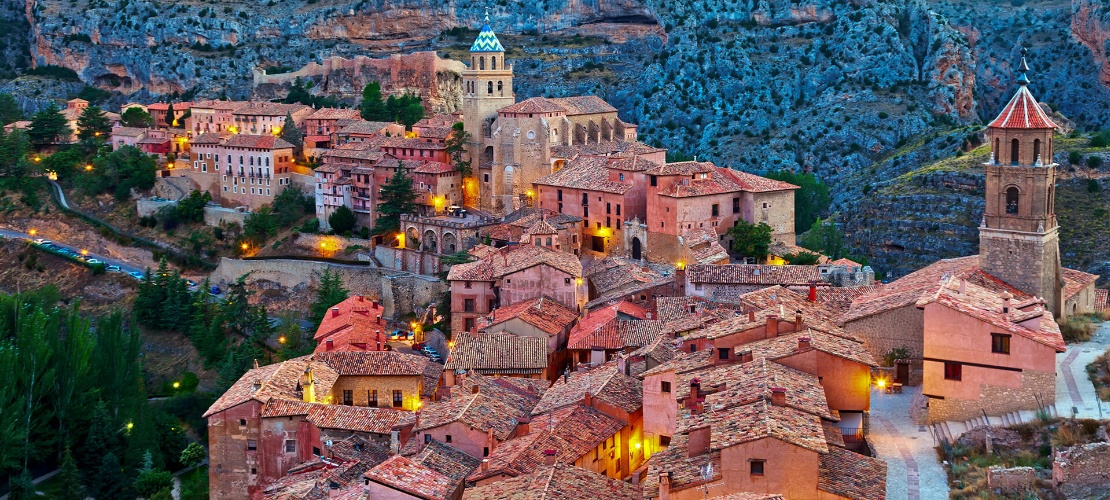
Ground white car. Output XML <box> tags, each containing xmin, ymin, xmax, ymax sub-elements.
<box><xmin>86</xmin><ymin>258</ymin><xmax>102</xmax><ymax>265</ymax></box>
<box><xmin>33</xmin><ymin>239</ymin><xmax>51</xmax><ymax>245</ymax></box>
<box><xmin>106</xmin><ymin>265</ymin><xmax>121</xmax><ymax>272</ymax></box>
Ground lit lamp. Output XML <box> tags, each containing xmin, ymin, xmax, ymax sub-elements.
<box><xmin>278</xmin><ymin>335</ymin><xmax>287</xmax><ymax>344</ymax></box>
<box><xmin>80</xmin><ymin>249</ymin><xmax>89</xmax><ymax>256</ymax></box>
<box><xmin>172</xmin><ymin>381</ymin><xmax>180</xmax><ymax>389</ymax></box>
<box><xmin>85</xmin><ymin>164</ymin><xmax>93</xmax><ymax>171</ymax></box>
<box><xmin>676</xmin><ymin>261</ymin><xmax>686</xmax><ymax>271</ymax></box>
<box><xmin>876</xmin><ymin>378</ymin><xmax>887</xmax><ymax>389</ymax></box>
<box><xmin>28</xmin><ymin>229</ymin><xmax>37</xmax><ymax>237</ymax></box>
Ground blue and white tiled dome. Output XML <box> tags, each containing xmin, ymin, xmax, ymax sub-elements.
<box><xmin>470</xmin><ymin>24</ymin><xmax>505</xmax><ymax>53</ymax></box>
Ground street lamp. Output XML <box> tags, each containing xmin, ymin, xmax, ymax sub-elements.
<box><xmin>28</xmin><ymin>229</ymin><xmax>37</xmax><ymax>237</ymax></box>
<box><xmin>172</xmin><ymin>381</ymin><xmax>180</xmax><ymax>389</ymax></box>
<box><xmin>80</xmin><ymin>249</ymin><xmax>89</xmax><ymax>256</ymax></box>
<box><xmin>85</xmin><ymin>164</ymin><xmax>93</xmax><ymax>171</ymax></box>
<box><xmin>278</xmin><ymin>335</ymin><xmax>287</xmax><ymax>344</ymax></box>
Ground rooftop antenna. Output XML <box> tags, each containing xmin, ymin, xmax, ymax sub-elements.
<box><xmin>1016</xmin><ymin>47</ymin><xmax>1030</xmax><ymax>86</ymax></box>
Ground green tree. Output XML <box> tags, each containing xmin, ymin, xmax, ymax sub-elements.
<box><xmin>177</xmin><ymin>190</ymin><xmax>212</xmax><ymax>224</ymax></box>
<box><xmin>279</xmin><ymin>112</ymin><xmax>303</xmax><ymax>152</ymax></box>
<box><xmin>728</xmin><ymin>220</ymin><xmax>773</xmax><ymax>262</ymax></box>
<box><xmin>90</xmin><ymin>452</ymin><xmax>128</xmax><ymax>500</ymax></box>
<box><xmin>243</xmin><ymin>205</ymin><xmax>278</xmax><ymax>243</ymax></box>
<box><xmin>373</xmin><ymin>168</ymin><xmax>417</xmax><ymax>236</ymax></box>
<box><xmin>76</xmin><ymin>105</ymin><xmax>112</xmax><ymax>142</ymax></box>
<box><xmin>133</xmin><ymin>451</ymin><xmax>173</xmax><ymax>497</ymax></box>
<box><xmin>798</xmin><ymin>217</ymin><xmax>846</xmax><ymax>260</ymax></box>
<box><xmin>6</xmin><ymin>469</ymin><xmax>34</xmax><ymax>500</ymax></box>
<box><xmin>179</xmin><ymin>442</ymin><xmax>205</xmax><ymax>468</ymax></box>
<box><xmin>310</xmin><ymin>269</ymin><xmax>349</xmax><ymax>327</ymax></box>
<box><xmin>446</xmin><ymin>122</ymin><xmax>472</xmax><ymax>177</ymax></box>
<box><xmin>1087</xmin><ymin>155</ymin><xmax>1103</xmax><ymax>169</ymax></box>
<box><xmin>0</xmin><ymin>129</ymin><xmax>32</xmax><ymax>177</ymax></box>
<box><xmin>328</xmin><ymin>205</ymin><xmax>357</xmax><ymax>234</ymax></box>
<box><xmin>360</xmin><ymin>81</ymin><xmax>389</xmax><ymax>121</ymax></box>
<box><xmin>27</xmin><ymin>103</ymin><xmax>69</xmax><ymax>146</ymax></box>
<box><xmin>58</xmin><ymin>448</ymin><xmax>84</xmax><ymax>500</ymax></box>
<box><xmin>765</xmin><ymin>170</ymin><xmax>831</xmax><ymax>232</ymax></box>
<box><xmin>120</xmin><ymin>107</ymin><xmax>153</xmax><ymax>128</ymax></box>
<box><xmin>164</xmin><ymin>102</ymin><xmax>176</xmax><ymax>128</ymax></box>
<box><xmin>0</xmin><ymin>93</ymin><xmax>22</xmax><ymax>126</ymax></box>
<box><xmin>783</xmin><ymin>250</ymin><xmax>822</xmax><ymax>265</ymax></box>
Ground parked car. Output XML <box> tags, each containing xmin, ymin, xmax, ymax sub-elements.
<box><xmin>412</xmin><ymin>342</ymin><xmax>426</xmax><ymax>350</ymax></box>
<box><xmin>209</xmin><ymin>286</ymin><xmax>221</xmax><ymax>295</ymax></box>
<box><xmin>33</xmin><ymin>239</ymin><xmax>51</xmax><ymax>245</ymax></box>
<box><xmin>106</xmin><ymin>265</ymin><xmax>121</xmax><ymax>272</ymax></box>
<box><xmin>86</xmin><ymin>258</ymin><xmax>102</xmax><ymax>265</ymax></box>
<box><xmin>129</xmin><ymin>271</ymin><xmax>145</xmax><ymax>280</ymax></box>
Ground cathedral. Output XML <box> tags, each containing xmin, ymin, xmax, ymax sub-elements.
<box><xmin>460</xmin><ymin>22</ymin><xmax>640</xmax><ymax>215</ymax></box>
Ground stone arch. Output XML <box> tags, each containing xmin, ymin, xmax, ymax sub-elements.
<box><xmin>631</xmin><ymin>237</ymin><xmax>642</xmax><ymax>260</ymax></box>
<box><xmin>483</xmin><ymin>146</ymin><xmax>494</xmax><ymax>165</ymax></box>
<box><xmin>504</xmin><ymin>165</ymin><xmax>515</xmax><ymax>191</ymax></box>
<box><xmin>1033</xmin><ymin>139</ymin><xmax>1042</xmax><ymax>164</ymax></box>
<box><xmin>1010</xmin><ymin>138</ymin><xmax>1020</xmax><ymax>165</ymax></box>
<box><xmin>497</xmin><ymin>81</ymin><xmax>503</xmax><ymax>96</ymax></box>
<box><xmin>487</xmin><ymin>81</ymin><xmax>493</xmax><ymax>94</ymax></box>
<box><xmin>442</xmin><ymin>232</ymin><xmax>458</xmax><ymax>254</ymax></box>
<box><xmin>480</xmin><ymin>56</ymin><xmax>485</xmax><ymax>70</ymax></box>
<box><xmin>491</xmin><ymin>57</ymin><xmax>497</xmax><ymax>70</ymax></box>
<box><xmin>1005</xmin><ymin>185</ymin><xmax>1020</xmax><ymax>214</ymax></box>
<box><xmin>406</xmin><ymin>226</ymin><xmax>420</xmax><ymax>249</ymax></box>
<box><xmin>994</xmin><ymin>138</ymin><xmax>1000</xmax><ymax>162</ymax></box>
<box><xmin>423</xmin><ymin>229</ymin><xmax>438</xmax><ymax>253</ymax></box>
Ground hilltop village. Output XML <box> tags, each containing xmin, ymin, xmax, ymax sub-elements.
<box><xmin>5</xmin><ymin>21</ymin><xmax>1110</xmax><ymax>500</ymax></box>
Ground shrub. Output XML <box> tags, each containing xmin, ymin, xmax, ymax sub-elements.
<box><xmin>1061</xmin><ymin>316</ymin><xmax>1096</xmax><ymax>343</ymax></box>
<box><xmin>882</xmin><ymin>347</ymin><xmax>910</xmax><ymax>367</ymax></box>
<box><xmin>1087</xmin><ymin>155</ymin><xmax>1103</xmax><ymax>169</ymax></box>
<box><xmin>1069</xmin><ymin>151</ymin><xmax>1082</xmax><ymax>165</ymax></box>
<box><xmin>1088</xmin><ymin>179</ymin><xmax>1100</xmax><ymax>193</ymax></box>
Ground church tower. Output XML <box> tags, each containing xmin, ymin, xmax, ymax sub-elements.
<box><xmin>461</xmin><ymin>18</ymin><xmax>514</xmax><ymax>183</ymax></box>
<box><xmin>979</xmin><ymin>49</ymin><xmax>1064</xmax><ymax>317</ymax></box>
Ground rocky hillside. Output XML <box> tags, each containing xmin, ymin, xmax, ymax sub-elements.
<box><xmin>4</xmin><ymin>0</ymin><xmax>1110</xmax><ymax>277</ymax></box>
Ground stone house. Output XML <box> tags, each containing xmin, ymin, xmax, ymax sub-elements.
<box><xmin>231</xmin><ymin>102</ymin><xmax>312</xmax><ymax>136</ymax></box>
<box><xmin>381</xmin><ymin>136</ymin><xmax>451</xmax><ymax>164</ymax></box>
<box><xmin>110</xmin><ymin>126</ymin><xmax>147</xmax><ymax>150</ymax></box>
<box><xmin>919</xmin><ymin>278</ymin><xmax>1064</xmax><ymax>423</ymax></box>
<box><xmin>684</xmin><ymin>264</ymin><xmax>824</xmax><ymax>301</ymax></box>
<box><xmin>312</xmin><ymin>295</ymin><xmax>389</xmax><ymax>353</ymax></box>
<box><xmin>566</xmin><ymin>304</ymin><xmax>665</xmax><ymax>367</ymax></box>
<box><xmin>363</xmin><ymin>440</ymin><xmax>481</xmax><ymax>500</ymax></box>
<box><xmin>332</xmin><ymin>120</ymin><xmax>402</xmax><ymax>145</ymax></box>
<box><xmin>302</xmin><ymin>107</ymin><xmax>362</xmax><ymax>145</ymax></box>
<box><xmin>483</xmin><ymin>207</ymin><xmax>584</xmax><ymax>254</ymax></box>
<box><xmin>446</xmin><ymin>244</ymin><xmax>585</xmax><ymax>334</ymax></box>
<box><xmin>478</xmin><ymin>296</ymin><xmax>579</xmax><ymax>376</ymax></box>
<box><xmin>410</xmin><ymin>161</ymin><xmax>462</xmax><ymax>212</ymax></box>
<box><xmin>190</xmin><ymin>100</ymin><xmax>246</xmax><ymax>136</ymax></box>
<box><xmin>314</xmin><ymin>148</ymin><xmax>385</xmax><ymax>230</ymax></box>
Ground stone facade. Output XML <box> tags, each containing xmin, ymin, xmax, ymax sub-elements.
<box><xmin>842</xmin><ymin>305</ymin><xmax>925</xmax><ymax>386</ymax></box>
<box><xmin>987</xmin><ymin>466</ymin><xmax>1037</xmax><ymax>495</ymax></box>
<box><xmin>1053</xmin><ymin>442</ymin><xmax>1110</xmax><ymax>499</ymax></box>
<box><xmin>925</xmin><ymin>369</ymin><xmax>1055</xmax><ymax>424</ymax></box>
<box><xmin>208</xmin><ymin>400</ymin><xmax>264</xmax><ymax>500</ymax></box>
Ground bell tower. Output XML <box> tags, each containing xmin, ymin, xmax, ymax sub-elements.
<box><xmin>461</xmin><ymin>16</ymin><xmax>515</xmax><ymax>178</ymax></box>
<box><xmin>979</xmin><ymin>49</ymin><xmax>1064</xmax><ymax>316</ymax></box>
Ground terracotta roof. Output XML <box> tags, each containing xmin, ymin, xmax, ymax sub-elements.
<box><xmin>746</xmin><ymin>329</ymin><xmax>877</xmax><ymax>367</ymax></box>
<box><xmin>223</xmin><ymin>134</ymin><xmax>295</xmax><ymax>150</ymax></box>
<box><xmin>550</xmin><ymin>140</ymin><xmax>661</xmax><ymax>159</ymax></box>
<box><xmin>842</xmin><ymin>256</ymin><xmax>1028</xmax><ymax>323</ymax></box>
<box><xmin>414</xmin><ymin>378</ymin><xmax>538</xmax><ymax>440</ymax></box>
<box><xmin>1097</xmin><ymin>289</ymin><xmax>1109</xmax><ymax>312</ymax></box>
<box><xmin>307</xmin><ymin>108</ymin><xmax>361</xmax><ymax>121</ymax></box>
<box><xmin>445</xmin><ymin>332</ymin><xmax>549</xmax><ymax>374</ymax></box>
<box><xmin>337</xmin><ymin>121</ymin><xmax>394</xmax><ymax>135</ymax></box>
<box><xmin>261</xmin><ymin>400</ymin><xmax>416</xmax><ymax>434</ymax></box>
<box><xmin>365</xmin><ymin>455</ymin><xmax>457</xmax><ymax>500</ymax></box>
<box><xmin>412</xmin><ymin>161</ymin><xmax>455</xmax><ymax>174</ymax></box>
<box><xmin>192</xmin><ymin>99</ymin><xmax>246</xmax><ymax>111</ymax></box>
<box><xmin>524</xmin><ymin>218</ymin><xmax>560</xmax><ymax>236</ymax></box>
<box><xmin>500</xmin><ymin>97</ymin><xmax>567</xmax><ymax>114</ymax></box>
<box><xmin>1063</xmin><ymin>267</ymin><xmax>1099</xmax><ymax>301</ymax></box>
<box><xmin>467</xmin><ymin>404</ymin><xmax>624</xmax><ymax>482</ymax></box>
<box><xmin>534</xmin><ymin>155</ymin><xmax>633</xmax><ymax>194</ymax></box>
<box><xmin>485</xmin><ymin>296</ymin><xmax>579</xmax><ymax>336</ymax></box>
<box><xmin>988</xmin><ymin>85</ymin><xmax>1058</xmax><ymax>130</ymax></box>
<box><xmin>191</xmin><ymin>132</ymin><xmax>222</xmax><ymax>145</ymax></box>
<box><xmin>531</xmin><ymin>362</ymin><xmax>642</xmax><ymax>416</ymax></box>
<box><xmin>233</xmin><ymin>102</ymin><xmax>310</xmax><ymax>117</ymax></box>
<box><xmin>918</xmin><ymin>278</ymin><xmax>1065</xmax><ymax>352</ymax></box>
<box><xmin>644</xmin><ymin>161</ymin><xmax>715</xmax><ymax>176</ymax></box>
<box><xmin>314</xmin><ymin>350</ymin><xmax>436</xmax><ymax>376</ymax></box>
<box><xmin>547</xmin><ymin>96</ymin><xmax>617</xmax><ymax>115</ymax></box>
<box><xmin>818</xmin><ymin>445</ymin><xmax>888</xmax><ymax>500</ymax></box>
<box><xmin>676</xmin><ymin>399</ymin><xmax>828</xmax><ymax>454</ymax></box>
<box><xmin>447</xmin><ymin>244</ymin><xmax>583</xmax><ymax>281</ymax></box>
<box><xmin>734</xmin><ymin>286</ymin><xmax>855</xmax><ymax>339</ymax></box>
<box><xmin>313</xmin><ymin>296</ymin><xmax>388</xmax><ymax>351</ymax></box>
<box><xmin>687</xmin><ymin>264</ymin><xmax>822</xmax><ymax>286</ymax></box>
<box><xmin>567</xmin><ymin>304</ymin><xmax>666</xmax><ymax>351</ymax></box>
<box><xmin>323</xmin><ymin>149</ymin><xmax>387</xmax><ymax>162</ymax></box>
<box><xmin>641</xmin><ymin>432</ymin><xmax>721</xmax><ymax>498</ymax></box>
<box><xmin>677</xmin><ymin>358</ymin><xmax>835</xmax><ymax>421</ymax></box>
<box><xmin>814</xmin><ymin>284</ymin><xmax>885</xmax><ymax>316</ymax></box>
<box><xmin>204</xmin><ymin>357</ymin><xmax>322</xmax><ymax>417</ymax></box>
<box><xmin>381</xmin><ymin>136</ymin><xmax>448</xmax><ymax>150</ymax></box>
<box><xmin>111</xmin><ymin>127</ymin><xmax>146</xmax><ymax>137</ymax></box>
<box><xmin>462</xmin><ymin>463</ymin><xmax>640</xmax><ymax>500</ymax></box>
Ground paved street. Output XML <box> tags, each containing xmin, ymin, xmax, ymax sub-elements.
<box><xmin>869</xmin><ymin>386</ymin><xmax>950</xmax><ymax>500</ymax></box>
<box><xmin>0</xmin><ymin>227</ymin><xmax>149</xmax><ymax>278</ymax></box>
<box><xmin>1056</xmin><ymin>321</ymin><xmax>1110</xmax><ymax>420</ymax></box>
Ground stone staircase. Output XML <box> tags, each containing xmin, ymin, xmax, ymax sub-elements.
<box><xmin>931</xmin><ymin>403</ymin><xmax>1059</xmax><ymax>443</ymax></box>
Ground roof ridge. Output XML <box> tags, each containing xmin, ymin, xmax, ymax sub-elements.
<box><xmin>540</xmin><ymin>465</ymin><xmax>557</xmax><ymax>499</ymax></box>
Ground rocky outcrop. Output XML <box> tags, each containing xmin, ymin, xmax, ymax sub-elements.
<box><xmin>1072</xmin><ymin>0</ymin><xmax>1110</xmax><ymax>86</ymax></box>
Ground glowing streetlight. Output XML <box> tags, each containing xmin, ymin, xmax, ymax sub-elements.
<box><xmin>85</xmin><ymin>164</ymin><xmax>93</xmax><ymax>171</ymax></box>
<box><xmin>126</xmin><ymin>422</ymin><xmax>134</xmax><ymax>431</ymax></box>
<box><xmin>278</xmin><ymin>335</ymin><xmax>287</xmax><ymax>344</ymax></box>
<box><xmin>172</xmin><ymin>381</ymin><xmax>180</xmax><ymax>389</ymax></box>
<box><xmin>876</xmin><ymin>379</ymin><xmax>887</xmax><ymax>389</ymax></box>
<box><xmin>241</xmin><ymin>243</ymin><xmax>249</xmax><ymax>251</ymax></box>
<box><xmin>28</xmin><ymin>229</ymin><xmax>37</xmax><ymax>237</ymax></box>
<box><xmin>80</xmin><ymin>249</ymin><xmax>89</xmax><ymax>256</ymax></box>
<box><xmin>448</xmin><ymin>340</ymin><xmax>455</xmax><ymax>349</ymax></box>
<box><xmin>676</xmin><ymin>261</ymin><xmax>686</xmax><ymax>271</ymax></box>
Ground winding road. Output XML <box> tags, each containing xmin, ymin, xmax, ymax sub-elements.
<box><xmin>0</xmin><ymin>227</ymin><xmax>149</xmax><ymax>278</ymax></box>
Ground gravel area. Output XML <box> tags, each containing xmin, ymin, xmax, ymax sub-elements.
<box><xmin>869</xmin><ymin>386</ymin><xmax>950</xmax><ymax>500</ymax></box>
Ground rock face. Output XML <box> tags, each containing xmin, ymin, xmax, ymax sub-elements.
<box><xmin>5</xmin><ymin>0</ymin><xmax>1110</xmax><ymax>277</ymax></box>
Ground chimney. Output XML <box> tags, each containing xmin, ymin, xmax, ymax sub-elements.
<box><xmin>331</xmin><ymin>307</ymin><xmax>340</xmax><ymax>318</ymax></box>
<box><xmin>516</xmin><ymin>417</ymin><xmax>530</xmax><ymax>436</ymax></box>
<box><xmin>390</xmin><ymin>430</ymin><xmax>400</xmax><ymax>455</ymax></box>
<box><xmin>770</xmin><ymin>387</ymin><xmax>786</xmax><ymax>406</ymax></box>
<box><xmin>713</xmin><ymin>347</ymin><xmax>731</xmax><ymax>365</ymax></box>
<box><xmin>687</xmin><ymin>426</ymin><xmax>711</xmax><ymax>457</ymax></box>
<box><xmin>376</xmin><ymin>341</ymin><xmax>382</xmax><ymax>350</ymax></box>
<box><xmin>738</xmin><ymin>350</ymin><xmax>753</xmax><ymax>363</ymax></box>
<box><xmin>794</xmin><ymin>310</ymin><xmax>803</xmax><ymax>332</ymax></box>
<box><xmin>253</xmin><ymin>359</ymin><xmax>260</xmax><ymax>369</ymax></box>
<box><xmin>616</xmin><ymin>356</ymin><xmax>627</xmax><ymax>374</ymax></box>
<box><xmin>377</xmin><ymin>315</ymin><xmax>382</xmax><ymax>324</ymax></box>
<box><xmin>543</xmin><ymin>449</ymin><xmax>557</xmax><ymax>466</ymax></box>
<box><xmin>373</xmin><ymin>300</ymin><xmax>379</xmax><ymax>309</ymax></box>
<box><xmin>487</xmin><ymin>428</ymin><xmax>495</xmax><ymax>451</ymax></box>
<box><xmin>797</xmin><ymin>337</ymin><xmax>811</xmax><ymax>350</ymax></box>
<box><xmin>358</xmin><ymin>294</ymin><xmax>364</xmax><ymax>302</ymax></box>
<box><xmin>326</xmin><ymin>339</ymin><xmax>334</xmax><ymax>351</ymax></box>
<box><xmin>808</xmin><ymin>283</ymin><xmax>817</xmax><ymax>302</ymax></box>
<box><xmin>584</xmin><ymin>392</ymin><xmax>593</xmax><ymax>408</ymax></box>
<box><xmin>480</xmin><ymin>459</ymin><xmax>489</xmax><ymax>473</ymax></box>
<box><xmin>659</xmin><ymin>472</ymin><xmax>672</xmax><ymax>500</ymax></box>
<box><xmin>748</xmin><ymin>310</ymin><xmax>756</xmax><ymax>322</ymax></box>
<box><xmin>959</xmin><ymin>279</ymin><xmax>967</xmax><ymax>295</ymax></box>
<box><xmin>765</xmin><ymin>314</ymin><xmax>779</xmax><ymax>339</ymax></box>
<box><xmin>472</xmin><ymin>384</ymin><xmax>481</xmax><ymax>395</ymax></box>
<box><xmin>1001</xmin><ymin>291</ymin><xmax>1013</xmax><ymax>314</ymax></box>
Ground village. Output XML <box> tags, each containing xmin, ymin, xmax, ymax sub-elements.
<box><xmin>4</xmin><ymin>22</ymin><xmax>1110</xmax><ymax>500</ymax></box>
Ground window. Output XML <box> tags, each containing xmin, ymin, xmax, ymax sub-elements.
<box><xmin>424</xmin><ymin>434</ymin><xmax>432</xmax><ymax>444</ymax></box>
<box><xmin>239</xmin><ymin>419</ymin><xmax>247</xmax><ymax>427</ymax></box>
<box><xmin>445</xmin><ymin>435</ymin><xmax>452</xmax><ymax>443</ymax></box>
<box><xmin>583</xmin><ymin>206</ymin><xmax>588</xmax><ymax>218</ymax></box>
<box><xmin>944</xmin><ymin>362</ymin><xmax>962</xmax><ymax>381</ymax></box>
<box><xmin>619</xmin><ymin>173</ymin><xmax>624</xmax><ymax>181</ymax></box>
<box><xmin>689</xmin><ymin>344</ymin><xmax>697</xmax><ymax>353</ymax></box>
<box><xmin>565</xmin><ymin>277</ymin><xmax>571</xmax><ymax>284</ymax></box>
<box><xmin>660</xmin><ymin>435</ymin><xmax>671</xmax><ymax>447</ymax></box>
<box><xmin>464</xmin><ymin>299</ymin><xmax>475</xmax><ymax>312</ymax></box>
<box><xmin>343</xmin><ymin>390</ymin><xmax>353</xmax><ymax>406</ymax></box>
<box><xmin>733</xmin><ymin>197</ymin><xmax>740</xmax><ymax>213</ymax></box>
<box><xmin>465</xmin><ymin>281</ymin><xmax>472</xmax><ymax>289</ymax></box>
<box><xmin>247</xmin><ymin>440</ymin><xmax>257</xmax><ymax>451</ymax></box>
<box><xmin>992</xmin><ymin>333</ymin><xmax>1011</xmax><ymax>354</ymax></box>
<box><xmin>661</xmin><ymin>381</ymin><xmax>671</xmax><ymax>393</ymax></box>
<box><xmin>650</xmin><ymin>175</ymin><xmax>657</xmax><ymax>186</ymax></box>
<box><xmin>250</xmin><ymin>467</ymin><xmax>257</xmax><ymax>475</ymax></box>
<box><xmin>484</xmin><ymin>173</ymin><xmax>490</xmax><ymax>183</ymax></box>
<box><xmin>1010</xmin><ymin>138</ymin><xmax>1020</xmax><ymax>165</ymax></box>
<box><xmin>285</xmin><ymin>440</ymin><xmax>296</xmax><ymax>453</ymax></box>
<box><xmin>718</xmin><ymin>347</ymin><xmax>730</xmax><ymax>360</ymax></box>
<box><xmin>711</xmin><ymin>204</ymin><xmax>719</xmax><ymax>217</ymax></box>
<box><xmin>465</xmin><ymin>318</ymin><xmax>475</xmax><ymax>331</ymax></box>
<box><xmin>606</xmin><ymin>202</ymin><xmax>611</xmax><ymax>214</ymax></box>
<box><xmin>1006</xmin><ymin>187</ymin><xmax>1019</xmax><ymax>214</ymax></box>
<box><xmin>1033</xmin><ymin>139</ymin><xmax>1041</xmax><ymax>162</ymax></box>
<box><xmin>695</xmin><ymin>283</ymin><xmax>703</xmax><ymax>291</ymax></box>
<box><xmin>557</xmin><ymin>189</ymin><xmax>563</xmax><ymax>201</ymax></box>
<box><xmin>393</xmin><ymin>390</ymin><xmax>403</xmax><ymax>407</ymax></box>
<box><xmin>484</xmin><ymin>447</ymin><xmax>490</xmax><ymax>457</ymax></box>
<box><xmin>750</xmin><ymin>460</ymin><xmax>765</xmax><ymax>476</ymax></box>
<box><xmin>606</xmin><ymin>217</ymin><xmax>611</xmax><ymax>228</ymax></box>
<box><xmin>369</xmin><ymin>390</ymin><xmax>378</xmax><ymax>406</ymax></box>
<box><xmin>487</xmin><ymin>81</ymin><xmax>493</xmax><ymax>94</ymax></box>
<box><xmin>616</xmin><ymin>204</ymin><xmax>621</xmax><ymax>216</ymax></box>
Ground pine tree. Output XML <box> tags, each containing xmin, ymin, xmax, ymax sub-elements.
<box><xmin>6</xmin><ymin>469</ymin><xmax>35</xmax><ymax>500</ymax></box>
<box><xmin>373</xmin><ymin>167</ymin><xmax>417</xmax><ymax>236</ymax></box>
<box><xmin>164</xmin><ymin>102</ymin><xmax>176</xmax><ymax>127</ymax></box>
<box><xmin>445</xmin><ymin>122</ymin><xmax>472</xmax><ymax>177</ymax></box>
<box><xmin>27</xmin><ymin>103</ymin><xmax>70</xmax><ymax>146</ymax></box>
<box><xmin>0</xmin><ymin>92</ymin><xmax>23</xmax><ymax>126</ymax></box>
<box><xmin>360</xmin><ymin>82</ymin><xmax>388</xmax><ymax>121</ymax></box>
<box><xmin>279</xmin><ymin>111</ymin><xmax>303</xmax><ymax>152</ymax></box>
<box><xmin>76</xmin><ymin>104</ymin><xmax>112</xmax><ymax>141</ymax></box>
<box><xmin>91</xmin><ymin>452</ymin><xmax>127</xmax><ymax>500</ymax></box>
<box><xmin>310</xmin><ymin>269</ymin><xmax>350</xmax><ymax>326</ymax></box>
<box><xmin>58</xmin><ymin>447</ymin><xmax>85</xmax><ymax>500</ymax></box>
<box><xmin>328</xmin><ymin>205</ymin><xmax>356</xmax><ymax>235</ymax></box>
<box><xmin>119</xmin><ymin>107</ymin><xmax>153</xmax><ymax>128</ymax></box>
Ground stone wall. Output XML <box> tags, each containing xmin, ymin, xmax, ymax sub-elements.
<box><xmin>211</xmin><ymin>257</ymin><xmax>445</xmax><ymax>319</ymax></box>
<box><xmin>1053</xmin><ymin>442</ymin><xmax>1110</xmax><ymax>498</ymax></box>
<box><xmin>136</xmin><ymin>198</ymin><xmax>175</xmax><ymax>217</ymax></box>
<box><xmin>136</xmin><ymin>198</ymin><xmax>250</xmax><ymax>227</ymax></box>
<box><xmin>843</xmin><ymin>305</ymin><xmax>925</xmax><ymax>386</ymax></box>
<box><xmin>926</xmin><ymin>370</ymin><xmax>1055</xmax><ymax>423</ymax></box>
<box><xmin>987</xmin><ymin>466</ymin><xmax>1037</xmax><ymax>495</ymax></box>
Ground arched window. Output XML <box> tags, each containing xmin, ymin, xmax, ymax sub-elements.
<box><xmin>994</xmin><ymin>138</ymin><xmax>999</xmax><ymax>162</ymax></box>
<box><xmin>479</xmin><ymin>57</ymin><xmax>485</xmax><ymax>70</ymax></box>
<box><xmin>497</xmin><ymin>81</ymin><xmax>503</xmax><ymax>94</ymax></box>
<box><xmin>1010</xmin><ymin>139</ymin><xmax>1020</xmax><ymax>165</ymax></box>
<box><xmin>1033</xmin><ymin>139</ymin><xmax>1041</xmax><ymax>164</ymax></box>
<box><xmin>491</xmin><ymin>57</ymin><xmax>497</xmax><ymax>70</ymax></box>
<box><xmin>1006</xmin><ymin>187</ymin><xmax>1019</xmax><ymax>214</ymax></box>
<box><xmin>487</xmin><ymin>81</ymin><xmax>493</xmax><ymax>94</ymax></box>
